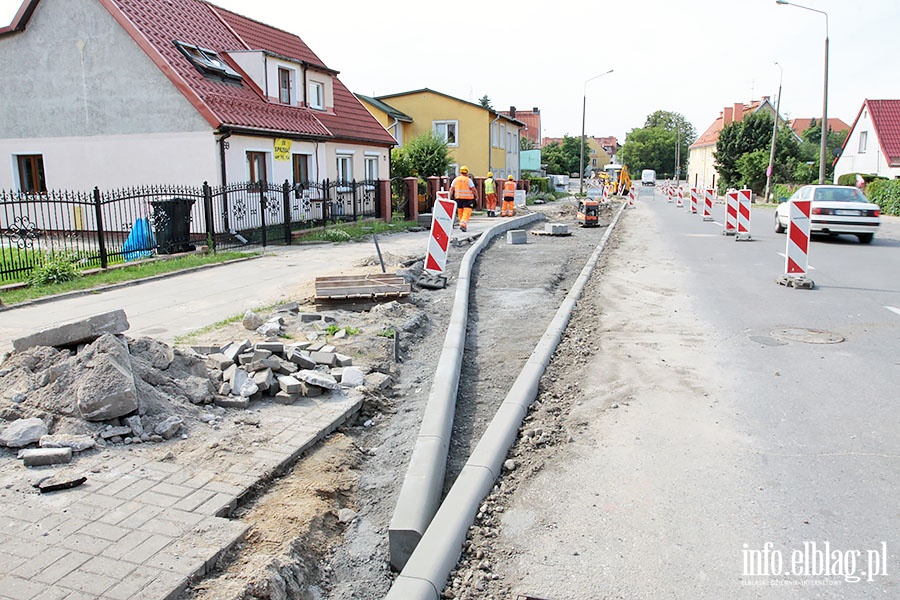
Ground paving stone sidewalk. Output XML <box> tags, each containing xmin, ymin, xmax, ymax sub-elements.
<box><xmin>0</xmin><ymin>391</ymin><xmax>362</xmax><ymax>600</ymax></box>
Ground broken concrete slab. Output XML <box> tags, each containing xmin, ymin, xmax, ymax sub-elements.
<box><xmin>154</xmin><ymin>416</ymin><xmax>184</xmax><ymax>440</ymax></box>
<box><xmin>75</xmin><ymin>334</ymin><xmax>139</xmax><ymax>421</ymax></box>
<box><xmin>0</xmin><ymin>417</ymin><xmax>48</xmax><ymax>448</ymax></box>
<box><xmin>215</xmin><ymin>396</ymin><xmax>250</xmax><ymax>409</ymax></box>
<box><xmin>39</xmin><ymin>434</ymin><xmax>96</xmax><ymax>452</ymax></box>
<box><xmin>20</xmin><ymin>447</ymin><xmax>73</xmax><ymax>467</ymax></box>
<box><xmin>340</xmin><ymin>366</ymin><xmax>365</xmax><ymax>388</ymax></box>
<box><xmin>100</xmin><ymin>426</ymin><xmax>132</xmax><ymax>440</ymax></box>
<box><xmin>12</xmin><ymin>309</ymin><xmax>130</xmax><ymax>352</ymax></box>
<box><xmin>296</xmin><ymin>369</ymin><xmax>340</xmax><ymax>390</ymax></box>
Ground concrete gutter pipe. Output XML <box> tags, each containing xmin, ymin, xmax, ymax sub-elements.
<box><xmin>388</xmin><ymin>212</ymin><xmax>545</xmax><ymax>571</ymax></box>
<box><xmin>384</xmin><ymin>201</ymin><xmax>628</xmax><ymax>599</ymax></box>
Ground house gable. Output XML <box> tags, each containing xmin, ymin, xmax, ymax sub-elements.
<box><xmin>867</xmin><ymin>99</ymin><xmax>900</xmax><ymax>167</ymax></box>
<box><xmin>0</xmin><ymin>0</ymin><xmax>209</xmax><ymax>138</ymax></box>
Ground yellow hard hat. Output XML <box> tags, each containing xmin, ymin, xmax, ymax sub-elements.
<box><xmin>460</xmin><ymin>166</ymin><xmax>468</xmax><ymax>174</ymax></box>
<box><xmin>487</xmin><ymin>172</ymin><xmax>493</xmax><ymax>178</ymax></box>
<box><xmin>508</xmin><ymin>175</ymin><xmax>514</xmax><ymax>180</ymax></box>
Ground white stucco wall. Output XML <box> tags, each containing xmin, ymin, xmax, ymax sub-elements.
<box><xmin>688</xmin><ymin>145</ymin><xmax>718</xmax><ymax>190</ymax></box>
<box><xmin>834</xmin><ymin>108</ymin><xmax>900</xmax><ymax>180</ymax></box>
<box><xmin>0</xmin><ymin>131</ymin><xmax>217</xmax><ymax>190</ymax></box>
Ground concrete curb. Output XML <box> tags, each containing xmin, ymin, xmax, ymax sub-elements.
<box><xmin>388</xmin><ymin>212</ymin><xmax>544</xmax><ymax>571</ymax></box>
<box><xmin>384</xmin><ymin>202</ymin><xmax>628</xmax><ymax>599</ymax></box>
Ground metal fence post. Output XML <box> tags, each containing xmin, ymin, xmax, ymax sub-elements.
<box><xmin>203</xmin><ymin>181</ymin><xmax>216</xmax><ymax>251</ymax></box>
<box><xmin>259</xmin><ymin>180</ymin><xmax>268</xmax><ymax>248</ymax></box>
<box><xmin>282</xmin><ymin>179</ymin><xmax>291</xmax><ymax>245</ymax></box>
<box><xmin>323</xmin><ymin>179</ymin><xmax>330</xmax><ymax>227</ymax></box>
<box><xmin>351</xmin><ymin>179</ymin><xmax>359</xmax><ymax>221</ymax></box>
<box><xmin>93</xmin><ymin>187</ymin><xmax>108</xmax><ymax>269</ymax></box>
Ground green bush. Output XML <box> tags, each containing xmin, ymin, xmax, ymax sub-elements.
<box><xmin>28</xmin><ymin>252</ymin><xmax>81</xmax><ymax>286</ymax></box>
<box><xmin>322</xmin><ymin>229</ymin><xmax>352</xmax><ymax>243</ymax></box>
<box><xmin>772</xmin><ymin>183</ymin><xmax>800</xmax><ymax>203</ymax></box>
<box><xmin>527</xmin><ymin>177</ymin><xmax>550</xmax><ymax>193</ymax></box>
<box><xmin>836</xmin><ymin>172</ymin><xmax>885</xmax><ymax>187</ymax></box>
<box><xmin>866</xmin><ymin>179</ymin><xmax>900</xmax><ymax>216</ymax></box>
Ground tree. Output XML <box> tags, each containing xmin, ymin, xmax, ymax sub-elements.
<box><xmin>478</xmin><ymin>95</ymin><xmax>493</xmax><ymax>110</ymax></box>
<box><xmin>715</xmin><ymin>112</ymin><xmax>806</xmax><ymax>193</ymax></box>
<box><xmin>619</xmin><ymin>110</ymin><xmax>696</xmax><ymax>178</ymax></box>
<box><xmin>540</xmin><ymin>135</ymin><xmax>587</xmax><ymax>175</ymax></box>
<box><xmin>390</xmin><ymin>131</ymin><xmax>451</xmax><ymax>179</ymax></box>
<box><xmin>800</xmin><ymin>124</ymin><xmax>848</xmax><ymax>182</ymax></box>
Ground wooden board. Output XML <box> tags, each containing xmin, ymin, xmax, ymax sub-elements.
<box><xmin>314</xmin><ymin>273</ymin><xmax>411</xmax><ymax>300</ymax></box>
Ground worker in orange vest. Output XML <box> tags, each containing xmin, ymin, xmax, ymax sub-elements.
<box><xmin>501</xmin><ymin>175</ymin><xmax>517</xmax><ymax>217</ymax></box>
<box><xmin>484</xmin><ymin>171</ymin><xmax>497</xmax><ymax>217</ymax></box>
<box><xmin>449</xmin><ymin>165</ymin><xmax>477</xmax><ymax>231</ymax></box>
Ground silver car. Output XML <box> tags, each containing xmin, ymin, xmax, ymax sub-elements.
<box><xmin>775</xmin><ymin>185</ymin><xmax>881</xmax><ymax>244</ymax></box>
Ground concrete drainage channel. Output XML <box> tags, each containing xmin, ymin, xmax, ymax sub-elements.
<box><xmin>385</xmin><ymin>202</ymin><xmax>629</xmax><ymax>600</ymax></box>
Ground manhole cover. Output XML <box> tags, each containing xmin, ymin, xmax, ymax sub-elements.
<box><xmin>771</xmin><ymin>327</ymin><xmax>844</xmax><ymax>344</ymax></box>
<box><xmin>749</xmin><ymin>335</ymin><xmax>788</xmax><ymax>347</ymax></box>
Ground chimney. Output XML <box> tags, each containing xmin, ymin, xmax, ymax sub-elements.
<box><xmin>533</xmin><ymin>107</ymin><xmax>540</xmax><ymax>113</ymax></box>
<box><xmin>723</xmin><ymin>106</ymin><xmax>733</xmax><ymax>125</ymax></box>
<box><xmin>733</xmin><ymin>103</ymin><xmax>744</xmax><ymax>123</ymax></box>
<box><xmin>762</xmin><ymin>95</ymin><xmax>770</xmax><ymax>103</ymax></box>
<box><xmin>509</xmin><ymin>106</ymin><xmax>516</xmax><ymax>118</ymax></box>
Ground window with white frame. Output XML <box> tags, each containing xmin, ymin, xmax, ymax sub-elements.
<box><xmin>364</xmin><ymin>154</ymin><xmax>379</xmax><ymax>182</ymax></box>
<box><xmin>308</xmin><ymin>81</ymin><xmax>324</xmax><ymax>110</ymax></box>
<box><xmin>278</xmin><ymin>67</ymin><xmax>293</xmax><ymax>104</ymax></box>
<box><xmin>491</xmin><ymin>122</ymin><xmax>499</xmax><ymax>148</ymax></box>
<box><xmin>247</xmin><ymin>151</ymin><xmax>268</xmax><ymax>189</ymax></box>
<box><xmin>858</xmin><ymin>131</ymin><xmax>868</xmax><ymax>153</ymax></box>
<box><xmin>174</xmin><ymin>41</ymin><xmax>242</xmax><ymax>82</ymax></box>
<box><xmin>433</xmin><ymin>120</ymin><xmax>458</xmax><ymax>146</ymax></box>
<box><xmin>337</xmin><ymin>153</ymin><xmax>353</xmax><ymax>182</ymax></box>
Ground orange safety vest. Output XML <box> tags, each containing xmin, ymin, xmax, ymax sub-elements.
<box><xmin>503</xmin><ymin>180</ymin><xmax>516</xmax><ymax>198</ymax></box>
<box><xmin>452</xmin><ymin>175</ymin><xmax>474</xmax><ymax>200</ymax></box>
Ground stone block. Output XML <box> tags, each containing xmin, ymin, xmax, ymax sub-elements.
<box><xmin>546</xmin><ymin>222</ymin><xmax>569</xmax><ymax>235</ymax></box>
<box><xmin>255</xmin><ymin>342</ymin><xmax>284</xmax><ymax>355</ymax></box>
<box><xmin>287</xmin><ymin>350</ymin><xmax>317</xmax><ymax>369</ymax></box>
<box><xmin>341</xmin><ymin>366</ymin><xmax>366</xmax><ymax>388</ymax></box>
<box><xmin>300</xmin><ymin>382</ymin><xmax>323</xmax><ymax>397</ymax></box>
<box><xmin>250</xmin><ymin>349</ymin><xmax>272</xmax><ymax>361</ymax></box>
<box><xmin>506</xmin><ymin>230</ymin><xmax>527</xmax><ymax>245</ymax></box>
<box><xmin>215</xmin><ymin>396</ymin><xmax>250</xmax><ymax>409</ymax></box>
<box><xmin>274</xmin><ymin>391</ymin><xmax>299</xmax><ymax>405</ymax></box>
<box><xmin>277</xmin><ymin>375</ymin><xmax>302</xmax><ymax>395</ymax></box>
<box><xmin>252</xmin><ymin>368</ymin><xmax>274</xmax><ymax>392</ymax></box>
<box><xmin>300</xmin><ymin>313</ymin><xmax>324</xmax><ymax>323</ymax></box>
<box><xmin>222</xmin><ymin>339</ymin><xmax>252</xmax><ymax>362</ymax></box>
<box><xmin>39</xmin><ymin>434</ymin><xmax>96</xmax><ymax>452</ymax></box>
<box><xmin>12</xmin><ymin>309</ymin><xmax>129</xmax><ymax>352</ymax></box>
<box><xmin>238</xmin><ymin>352</ymin><xmax>255</xmax><ymax>365</ymax></box>
<box><xmin>364</xmin><ymin>371</ymin><xmax>393</xmax><ymax>391</ymax></box>
<box><xmin>100</xmin><ymin>426</ymin><xmax>132</xmax><ymax>440</ymax></box>
<box><xmin>190</xmin><ymin>345</ymin><xmax>220</xmax><ymax>355</ymax></box>
<box><xmin>205</xmin><ymin>353</ymin><xmax>234</xmax><ymax>371</ymax></box>
<box><xmin>334</xmin><ymin>353</ymin><xmax>353</xmax><ymax>367</ymax></box>
<box><xmin>20</xmin><ymin>447</ymin><xmax>72</xmax><ymax>466</ymax></box>
<box><xmin>309</xmin><ymin>351</ymin><xmax>336</xmax><ymax>366</ymax></box>
<box><xmin>306</xmin><ymin>342</ymin><xmax>326</xmax><ymax>352</ymax></box>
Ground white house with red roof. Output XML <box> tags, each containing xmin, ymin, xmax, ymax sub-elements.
<box><xmin>0</xmin><ymin>0</ymin><xmax>396</xmax><ymax>193</ymax></box>
<box><xmin>833</xmin><ymin>99</ymin><xmax>900</xmax><ymax>181</ymax></box>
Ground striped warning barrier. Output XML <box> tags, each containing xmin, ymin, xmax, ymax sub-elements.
<box><xmin>666</xmin><ymin>187</ymin><xmax>674</xmax><ymax>203</ymax></box>
<box><xmin>628</xmin><ymin>184</ymin><xmax>635</xmax><ymax>207</ymax></box>
<box><xmin>777</xmin><ymin>199</ymin><xmax>815</xmax><ymax>288</ymax></box>
<box><xmin>703</xmin><ymin>189</ymin><xmax>714</xmax><ymax>221</ymax></box>
<box><xmin>723</xmin><ymin>191</ymin><xmax>738</xmax><ymax>235</ymax></box>
<box><xmin>689</xmin><ymin>187</ymin><xmax>698</xmax><ymax>214</ymax></box>
<box><xmin>424</xmin><ymin>191</ymin><xmax>456</xmax><ymax>275</ymax></box>
<box><xmin>735</xmin><ymin>188</ymin><xmax>752</xmax><ymax>241</ymax></box>
<box><xmin>602</xmin><ymin>184</ymin><xmax>609</xmax><ymax>203</ymax></box>
<box><xmin>676</xmin><ymin>187</ymin><xmax>684</xmax><ymax>208</ymax></box>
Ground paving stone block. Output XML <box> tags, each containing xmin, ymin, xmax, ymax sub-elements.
<box><xmin>309</xmin><ymin>351</ymin><xmax>336</xmax><ymax>366</ymax></box>
<box><xmin>19</xmin><ymin>447</ymin><xmax>72</xmax><ymax>466</ymax></box>
<box><xmin>214</xmin><ymin>396</ymin><xmax>249</xmax><ymax>409</ymax></box>
<box><xmin>507</xmin><ymin>229</ymin><xmax>527</xmax><ymax>244</ymax></box>
<box><xmin>287</xmin><ymin>350</ymin><xmax>316</xmax><ymax>369</ymax></box>
<box><xmin>221</xmin><ymin>339</ymin><xmax>251</xmax><ymax>362</ymax></box>
<box><xmin>274</xmin><ymin>390</ymin><xmax>299</xmax><ymax>405</ymax></box>
<box><xmin>333</xmin><ymin>352</ymin><xmax>353</xmax><ymax>367</ymax></box>
<box><xmin>204</xmin><ymin>353</ymin><xmax>233</xmax><ymax>371</ymax></box>
<box><xmin>255</xmin><ymin>341</ymin><xmax>284</xmax><ymax>355</ymax></box>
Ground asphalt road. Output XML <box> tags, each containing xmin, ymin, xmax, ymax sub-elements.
<box><xmin>490</xmin><ymin>187</ymin><xmax>899</xmax><ymax>599</ymax></box>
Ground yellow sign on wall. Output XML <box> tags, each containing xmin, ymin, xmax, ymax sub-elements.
<box><xmin>274</xmin><ymin>138</ymin><xmax>292</xmax><ymax>161</ymax></box>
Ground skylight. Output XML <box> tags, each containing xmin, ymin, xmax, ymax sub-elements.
<box><xmin>174</xmin><ymin>41</ymin><xmax>242</xmax><ymax>82</ymax></box>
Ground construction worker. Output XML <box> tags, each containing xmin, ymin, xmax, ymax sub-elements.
<box><xmin>449</xmin><ymin>165</ymin><xmax>477</xmax><ymax>232</ymax></box>
<box><xmin>484</xmin><ymin>171</ymin><xmax>497</xmax><ymax>217</ymax></box>
<box><xmin>501</xmin><ymin>175</ymin><xmax>516</xmax><ymax>217</ymax></box>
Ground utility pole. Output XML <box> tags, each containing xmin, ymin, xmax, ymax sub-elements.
<box><xmin>764</xmin><ymin>62</ymin><xmax>783</xmax><ymax>203</ymax></box>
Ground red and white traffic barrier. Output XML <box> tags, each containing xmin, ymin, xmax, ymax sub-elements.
<box><xmin>735</xmin><ymin>188</ymin><xmax>752</xmax><ymax>241</ymax></box>
<box><xmin>676</xmin><ymin>187</ymin><xmax>684</xmax><ymax>208</ymax></box>
<box><xmin>777</xmin><ymin>199</ymin><xmax>815</xmax><ymax>288</ymax></box>
<box><xmin>703</xmin><ymin>189</ymin><xmax>714</xmax><ymax>221</ymax></box>
<box><xmin>666</xmin><ymin>187</ymin><xmax>674</xmax><ymax>203</ymax></box>
<box><xmin>424</xmin><ymin>191</ymin><xmax>456</xmax><ymax>275</ymax></box>
<box><xmin>602</xmin><ymin>184</ymin><xmax>609</xmax><ymax>203</ymax></box>
<box><xmin>689</xmin><ymin>187</ymin><xmax>698</xmax><ymax>214</ymax></box>
<box><xmin>628</xmin><ymin>184</ymin><xmax>636</xmax><ymax>207</ymax></box>
<box><xmin>723</xmin><ymin>191</ymin><xmax>738</xmax><ymax>235</ymax></box>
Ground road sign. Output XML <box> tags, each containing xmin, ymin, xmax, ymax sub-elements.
<box><xmin>424</xmin><ymin>191</ymin><xmax>456</xmax><ymax>275</ymax></box>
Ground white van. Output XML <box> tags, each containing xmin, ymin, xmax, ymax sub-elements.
<box><xmin>641</xmin><ymin>169</ymin><xmax>657</xmax><ymax>186</ymax></box>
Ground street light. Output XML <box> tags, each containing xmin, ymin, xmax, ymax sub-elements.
<box><xmin>579</xmin><ymin>69</ymin><xmax>614</xmax><ymax>195</ymax></box>
<box><xmin>764</xmin><ymin>62</ymin><xmax>783</xmax><ymax>202</ymax></box>
<box><xmin>776</xmin><ymin>0</ymin><xmax>828</xmax><ymax>184</ymax></box>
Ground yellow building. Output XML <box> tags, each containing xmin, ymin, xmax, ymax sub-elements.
<box><xmin>369</xmin><ymin>88</ymin><xmax>525</xmax><ymax>179</ymax></box>
<box><xmin>586</xmin><ymin>138</ymin><xmax>612</xmax><ymax>174</ymax></box>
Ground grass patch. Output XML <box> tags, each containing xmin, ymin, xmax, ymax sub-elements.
<box><xmin>297</xmin><ymin>218</ymin><xmax>420</xmax><ymax>244</ymax></box>
<box><xmin>1</xmin><ymin>250</ymin><xmax>257</xmax><ymax>306</ymax></box>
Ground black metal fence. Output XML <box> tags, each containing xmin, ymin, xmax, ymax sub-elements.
<box><xmin>0</xmin><ymin>179</ymin><xmax>383</xmax><ymax>283</ymax></box>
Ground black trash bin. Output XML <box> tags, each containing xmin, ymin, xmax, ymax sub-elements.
<box><xmin>151</xmin><ymin>198</ymin><xmax>196</xmax><ymax>254</ymax></box>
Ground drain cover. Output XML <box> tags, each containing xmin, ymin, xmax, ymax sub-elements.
<box><xmin>771</xmin><ymin>327</ymin><xmax>844</xmax><ymax>344</ymax></box>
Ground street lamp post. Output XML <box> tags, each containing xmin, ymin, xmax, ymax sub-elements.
<box><xmin>776</xmin><ymin>0</ymin><xmax>828</xmax><ymax>184</ymax></box>
<box><xmin>579</xmin><ymin>69</ymin><xmax>614</xmax><ymax>195</ymax></box>
<box><xmin>764</xmin><ymin>62</ymin><xmax>783</xmax><ymax>202</ymax></box>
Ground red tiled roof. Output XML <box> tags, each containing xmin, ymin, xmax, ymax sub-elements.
<box><xmin>865</xmin><ymin>99</ymin><xmax>900</xmax><ymax>166</ymax></box>
<box><xmin>98</xmin><ymin>0</ymin><xmax>393</xmax><ymax>144</ymax></box>
<box><xmin>689</xmin><ymin>101</ymin><xmax>763</xmax><ymax>149</ymax></box>
<box><xmin>501</xmin><ymin>109</ymin><xmax>540</xmax><ymax>144</ymax></box>
<box><xmin>788</xmin><ymin>117</ymin><xmax>850</xmax><ymax>136</ymax></box>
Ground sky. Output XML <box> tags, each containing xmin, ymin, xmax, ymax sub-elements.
<box><xmin>3</xmin><ymin>0</ymin><xmax>899</xmax><ymax>143</ymax></box>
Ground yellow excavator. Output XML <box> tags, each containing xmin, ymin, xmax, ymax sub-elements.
<box><xmin>603</xmin><ymin>164</ymin><xmax>631</xmax><ymax>195</ymax></box>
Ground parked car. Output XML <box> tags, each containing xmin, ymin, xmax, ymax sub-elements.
<box><xmin>775</xmin><ymin>185</ymin><xmax>880</xmax><ymax>244</ymax></box>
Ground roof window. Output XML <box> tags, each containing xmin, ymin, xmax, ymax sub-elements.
<box><xmin>175</xmin><ymin>41</ymin><xmax>242</xmax><ymax>82</ymax></box>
